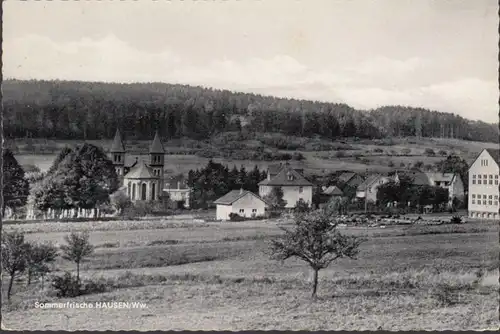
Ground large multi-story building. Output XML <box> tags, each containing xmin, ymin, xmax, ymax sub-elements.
<box><xmin>468</xmin><ymin>148</ymin><xmax>499</xmax><ymax>220</ymax></box>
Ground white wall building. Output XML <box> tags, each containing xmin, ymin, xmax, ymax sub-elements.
<box><xmin>468</xmin><ymin>149</ymin><xmax>499</xmax><ymax>220</ymax></box>
<box><xmin>425</xmin><ymin>172</ymin><xmax>465</xmax><ymax>206</ymax></box>
<box><xmin>258</xmin><ymin>163</ymin><xmax>313</xmax><ymax>208</ymax></box>
<box><xmin>214</xmin><ymin>189</ymin><xmax>268</xmax><ymax>221</ymax></box>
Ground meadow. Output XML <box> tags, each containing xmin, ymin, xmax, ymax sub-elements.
<box><xmin>13</xmin><ymin>136</ymin><xmax>499</xmax><ymax>175</ymax></box>
<box><xmin>2</xmin><ymin>216</ymin><xmax>499</xmax><ymax>331</ymax></box>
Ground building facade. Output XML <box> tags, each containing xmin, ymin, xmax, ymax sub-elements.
<box><xmin>164</xmin><ymin>175</ymin><xmax>191</xmax><ymax>208</ymax></box>
<box><xmin>258</xmin><ymin>163</ymin><xmax>313</xmax><ymax>208</ymax></box>
<box><xmin>356</xmin><ymin>174</ymin><xmax>392</xmax><ymax>203</ymax></box>
<box><xmin>425</xmin><ymin>172</ymin><xmax>465</xmax><ymax>206</ymax></box>
<box><xmin>214</xmin><ymin>189</ymin><xmax>268</xmax><ymax>221</ymax></box>
<box><xmin>468</xmin><ymin>149</ymin><xmax>499</xmax><ymax>220</ymax></box>
<box><xmin>110</xmin><ymin>129</ymin><xmax>166</xmax><ymax>203</ymax></box>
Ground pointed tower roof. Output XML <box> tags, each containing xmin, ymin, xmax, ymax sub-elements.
<box><xmin>149</xmin><ymin>131</ymin><xmax>165</xmax><ymax>154</ymax></box>
<box><xmin>110</xmin><ymin>129</ymin><xmax>126</xmax><ymax>153</ymax></box>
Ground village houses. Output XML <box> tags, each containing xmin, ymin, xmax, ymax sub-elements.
<box><xmin>355</xmin><ymin>174</ymin><xmax>394</xmax><ymax>203</ymax></box>
<box><xmin>258</xmin><ymin>162</ymin><xmax>313</xmax><ymax>208</ymax></box>
<box><xmin>214</xmin><ymin>189</ymin><xmax>268</xmax><ymax>221</ymax></box>
<box><xmin>468</xmin><ymin>148</ymin><xmax>499</xmax><ymax>220</ymax></box>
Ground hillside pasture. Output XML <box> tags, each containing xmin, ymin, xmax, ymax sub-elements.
<box><xmin>2</xmin><ymin>217</ymin><xmax>498</xmax><ymax>331</ymax></box>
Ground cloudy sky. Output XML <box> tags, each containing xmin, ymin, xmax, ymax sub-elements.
<box><xmin>3</xmin><ymin>0</ymin><xmax>498</xmax><ymax>122</ymax></box>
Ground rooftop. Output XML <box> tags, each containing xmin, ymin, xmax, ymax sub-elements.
<box><xmin>213</xmin><ymin>189</ymin><xmax>267</xmax><ymax>205</ymax></box>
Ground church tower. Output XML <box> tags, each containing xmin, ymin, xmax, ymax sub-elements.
<box><xmin>149</xmin><ymin>131</ymin><xmax>165</xmax><ymax>195</ymax></box>
<box><xmin>110</xmin><ymin>129</ymin><xmax>126</xmax><ymax>179</ymax></box>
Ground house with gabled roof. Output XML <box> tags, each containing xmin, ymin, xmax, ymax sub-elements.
<box><xmin>214</xmin><ymin>189</ymin><xmax>268</xmax><ymax>220</ymax></box>
<box><xmin>110</xmin><ymin>129</ymin><xmax>166</xmax><ymax>202</ymax></box>
<box><xmin>336</xmin><ymin>171</ymin><xmax>364</xmax><ymax>189</ymax></box>
<box><xmin>468</xmin><ymin>148</ymin><xmax>499</xmax><ymax>220</ymax></box>
<box><xmin>258</xmin><ymin>162</ymin><xmax>313</xmax><ymax>208</ymax></box>
<box><xmin>425</xmin><ymin>172</ymin><xmax>465</xmax><ymax>206</ymax></box>
<box><xmin>356</xmin><ymin>174</ymin><xmax>393</xmax><ymax>203</ymax></box>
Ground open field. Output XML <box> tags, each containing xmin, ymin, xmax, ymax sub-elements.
<box><xmin>2</xmin><ymin>217</ymin><xmax>499</xmax><ymax>330</ymax></box>
<box><xmin>13</xmin><ymin>136</ymin><xmax>498</xmax><ymax>175</ymax></box>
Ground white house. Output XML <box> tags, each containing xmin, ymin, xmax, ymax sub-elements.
<box><xmin>163</xmin><ymin>175</ymin><xmax>191</xmax><ymax>208</ymax></box>
<box><xmin>468</xmin><ymin>148</ymin><xmax>499</xmax><ymax>220</ymax></box>
<box><xmin>214</xmin><ymin>189</ymin><xmax>268</xmax><ymax>221</ymax></box>
<box><xmin>258</xmin><ymin>163</ymin><xmax>313</xmax><ymax>208</ymax></box>
<box><xmin>356</xmin><ymin>174</ymin><xmax>392</xmax><ymax>203</ymax></box>
<box><xmin>425</xmin><ymin>172</ymin><xmax>465</xmax><ymax>206</ymax></box>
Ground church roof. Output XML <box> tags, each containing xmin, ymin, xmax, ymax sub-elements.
<box><xmin>149</xmin><ymin>131</ymin><xmax>165</xmax><ymax>154</ymax></box>
<box><xmin>110</xmin><ymin>129</ymin><xmax>126</xmax><ymax>153</ymax></box>
<box><xmin>124</xmin><ymin>161</ymin><xmax>158</xmax><ymax>179</ymax></box>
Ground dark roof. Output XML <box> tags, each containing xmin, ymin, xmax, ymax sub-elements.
<box><xmin>213</xmin><ymin>189</ymin><xmax>267</xmax><ymax>205</ymax></box>
<box><xmin>357</xmin><ymin>174</ymin><xmax>382</xmax><ymax>191</ymax></box>
<box><xmin>110</xmin><ymin>129</ymin><xmax>126</xmax><ymax>153</ymax></box>
<box><xmin>259</xmin><ymin>164</ymin><xmax>313</xmax><ymax>186</ymax></box>
<box><xmin>149</xmin><ymin>132</ymin><xmax>165</xmax><ymax>154</ymax></box>
<box><xmin>485</xmin><ymin>149</ymin><xmax>500</xmax><ymax>165</ymax></box>
<box><xmin>124</xmin><ymin>161</ymin><xmax>157</xmax><ymax>179</ymax></box>
<box><xmin>397</xmin><ymin>170</ymin><xmax>430</xmax><ymax>185</ymax></box>
<box><xmin>337</xmin><ymin>172</ymin><xmax>357</xmax><ymax>183</ymax></box>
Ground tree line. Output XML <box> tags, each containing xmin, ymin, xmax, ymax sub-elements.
<box><xmin>187</xmin><ymin>160</ymin><xmax>268</xmax><ymax>209</ymax></box>
<box><xmin>3</xmin><ymin>79</ymin><xmax>498</xmax><ymax>143</ymax></box>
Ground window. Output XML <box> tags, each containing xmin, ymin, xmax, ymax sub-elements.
<box><xmin>488</xmin><ymin>195</ymin><xmax>493</xmax><ymax>199</ymax></box>
<box><xmin>489</xmin><ymin>180</ymin><xmax>493</xmax><ymax>185</ymax></box>
<box><xmin>495</xmin><ymin>201</ymin><xmax>499</xmax><ymax>206</ymax></box>
<box><xmin>496</xmin><ymin>180</ymin><xmax>499</xmax><ymax>185</ymax></box>
<box><xmin>478</xmin><ymin>180</ymin><xmax>481</xmax><ymax>184</ymax></box>
<box><xmin>472</xmin><ymin>194</ymin><xmax>476</xmax><ymax>198</ymax></box>
<box><xmin>239</xmin><ymin>209</ymin><xmax>244</xmax><ymax>213</ymax></box>
<box><xmin>495</xmin><ymin>175</ymin><xmax>499</xmax><ymax>179</ymax></box>
<box><xmin>489</xmin><ymin>200</ymin><xmax>493</xmax><ymax>205</ymax></box>
<box><xmin>489</xmin><ymin>175</ymin><xmax>493</xmax><ymax>179</ymax></box>
<box><xmin>483</xmin><ymin>194</ymin><xmax>487</xmax><ymax>199</ymax></box>
<box><xmin>299</xmin><ymin>186</ymin><xmax>303</xmax><ymax>193</ymax></box>
<box><xmin>483</xmin><ymin>174</ymin><xmax>487</xmax><ymax>179</ymax></box>
<box><xmin>252</xmin><ymin>209</ymin><xmax>257</xmax><ymax>213</ymax></box>
<box><xmin>478</xmin><ymin>175</ymin><xmax>481</xmax><ymax>179</ymax></box>
<box><xmin>477</xmin><ymin>200</ymin><xmax>481</xmax><ymax>205</ymax></box>
<box><xmin>473</xmin><ymin>175</ymin><xmax>476</xmax><ymax>179</ymax></box>
<box><xmin>472</xmin><ymin>179</ymin><xmax>476</xmax><ymax>184</ymax></box>
<box><xmin>495</xmin><ymin>195</ymin><xmax>498</xmax><ymax>200</ymax></box>
<box><xmin>472</xmin><ymin>200</ymin><xmax>475</xmax><ymax>204</ymax></box>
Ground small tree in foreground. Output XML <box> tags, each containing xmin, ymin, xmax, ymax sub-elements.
<box><xmin>1</xmin><ymin>231</ymin><xmax>28</xmax><ymax>300</ymax></box>
<box><xmin>60</xmin><ymin>232</ymin><xmax>94</xmax><ymax>283</ymax></box>
<box><xmin>269</xmin><ymin>209</ymin><xmax>364</xmax><ymax>298</ymax></box>
<box><xmin>25</xmin><ymin>242</ymin><xmax>58</xmax><ymax>287</ymax></box>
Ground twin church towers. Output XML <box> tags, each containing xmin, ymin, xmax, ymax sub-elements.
<box><xmin>109</xmin><ymin>129</ymin><xmax>166</xmax><ymax>202</ymax></box>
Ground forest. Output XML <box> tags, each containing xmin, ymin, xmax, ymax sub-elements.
<box><xmin>2</xmin><ymin>79</ymin><xmax>498</xmax><ymax>143</ymax></box>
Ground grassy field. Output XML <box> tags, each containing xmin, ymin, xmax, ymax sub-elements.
<box><xmin>13</xmin><ymin>136</ymin><xmax>498</xmax><ymax>175</ymax></box>
<box><xmin>2</xmin><ymin>217</ymin><xmax>499</xmax><ymax>331</ymax></box>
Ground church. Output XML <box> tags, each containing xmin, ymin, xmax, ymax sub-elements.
<box><xmin>109</xmin><ymin>129</ymin><xmax>165</xmax><ymax>202</ymax></box>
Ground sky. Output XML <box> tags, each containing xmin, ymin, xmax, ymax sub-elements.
<box><xmin>3</xmin><ymin>0</ymin><xmax>499</xmax><ymax>123</ymax></box>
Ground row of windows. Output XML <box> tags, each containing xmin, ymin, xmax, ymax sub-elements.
<box><xmin>472</xmin><ymin>178</ymin><xmax>498</xmax><ymax>185</ymax></box>
<box><xmin>480</xmin><ymin>159</ymin><xmax>489</xmax><ymax>167</ymax></box>
<box><xmin>239</xmin><ymin>209</ymin><xmax>258</xmax><ymax>213</ymax></box>
<box><xmin>472</xmin><ymin>174</ymin><xmax>498</xmax><ymax>179</ymax></box>
<box><xmin>471</xmin><ymin>194</ymin><xmax>499</xmax><ymax>199</ymax></box>
<box><xmin>472</xmin><ymin>200</ymin><xmax>499</xmax><ymax>206</ymax></box>
<box><xmin>113</xmin><ymin>155</ymin><xmax>163</xmax><ymax>164</ymax></box>
<box><xmin>470</xmin><ymin>211</ymin><xmax>498</xmax><ymax>219</ymax></box>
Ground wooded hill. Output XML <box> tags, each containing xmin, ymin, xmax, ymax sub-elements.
<box><xmin>2</xmin><ymin>79</ymin><xmax>498</xmax><ymax>143</ymax></box>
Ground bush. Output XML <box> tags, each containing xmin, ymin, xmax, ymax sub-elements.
<box><xmin>373</xmin><ymin>148</ymin><xmax>384</xmax><ymax>153</ymax></box>
<box><xmin>52</xmin><ymin>272</ymin><xmax>81</xmax><ymax>298</ymax></box>
<box><xmin>335</xmin><ymin>151</ymin><xmax>346</xmax><ymax>158</ymax></box>
<box><xmin>229</xmin><ymin>213</ymin><xmax>245</xmax><ymax>221</ymax></box>
<box><xmin>450</xmin><ymin>215</ymin><xmax>463</xmax><ymax>224</ymax></box>
<box><xmin>438</xmin><ymin>150</ymin><xmax>448</xmax><ymax>156</ymax></box>
<box><xmin>424</xmin><ymin>148</ymin><xmax>436</xmax><ymax>156</ymax></box>
<box><xmin>80</xmin><ymin>279</ymin><xmax>108</xmax><ymax>295</ymax></box>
